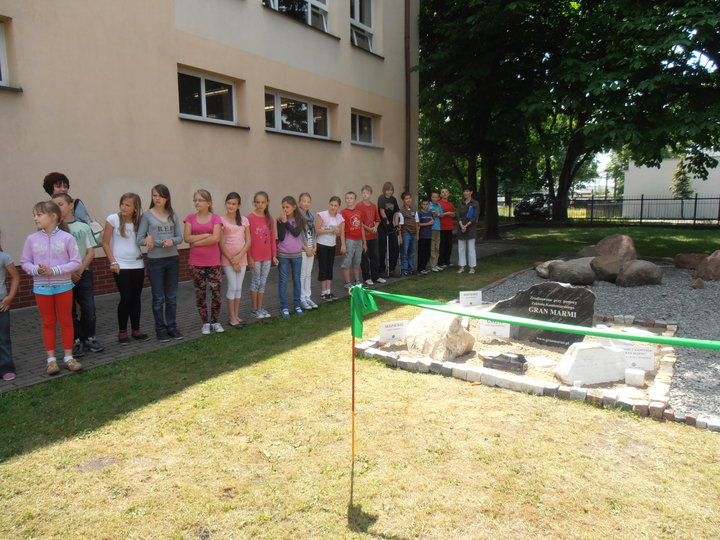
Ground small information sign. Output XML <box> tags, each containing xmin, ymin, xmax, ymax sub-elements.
<box><xmin>479</xmin><ymin>320</ymin><xmax>512</xmax><ymax>338</ymax></box>
<box><xmin>459</xmin><ymin>290</ymin><xmax>482</xmax><ymax>307</ymax></box>
<box><xmin>379</xmin><ymin>320</ymin><xmax>408</xmax><ymax>344</ymax></box>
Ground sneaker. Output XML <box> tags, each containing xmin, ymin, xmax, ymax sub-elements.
<box><xmin>2</xmin><ymin>372</ymin><xmax>16</xmax><ymax>381</ymax></box>
<box><xmin>157</xmin><ymin>331</ymin><xmax>171</xmax><ymax>342</ymax></box>
<box><xmin>457</xmin><ymin>266</ymin><xmax>465</xmax><ymax>274</ymax></box>
<box><xmin>251</xmin><ymin>309</ymin><xmax>261</xmax><ymax>319</ymax></box>
<box><xmin>201</xmin><ymin>323</ymin><xmax>212</xmax><ymax>335</ymax></box>
<box><xmin>301</xmin><ymin>300</ymin><xmax>312</xmax><ymax>310</ymax></box>
<box><xmin>307</xmin><ymin>299</ymin><xmax>319</xmax><ymax>309</ymax></box>
<box><xmin>353</xmin><ymin>280</ymin><xmax>363</xmax><ymax>287</ymax></box>
<box><xmin>432</xmin><ymin>266</ymin><xmax>441</xmax><ymax>272</ymax></box>
<box><xmin>322</xmin><ymin>294</ymin><xmax>332</xmax><ymax>302</ymax></box>
<box><xmin>85</xmin><ymin>336</ymin><xmax>105</xmax><ymax>352</ymax></box>
<box><xmin>375</xmin><ymin>277</ymin><xmax>387</xmax><ymax>284</ymax></box>
<box><xmin>343</xmin><ymin>281</ymin><xmax>353</xmax><ymax>289</ymax></box>
<box><xmin>328</xmin><ymin>293</ymin><xmax>338</xmax><ymax>301</ymax></box>
<box><xmin>420</xmin><ymin>269</ymin><xmax>431</xmax><ymax>275</ymax></box>
<box><xmin>118</xmin><ymin>332</ymin><xmax>130</xmax><ymax>345</ymax></box>
<box><xmin>72</xmin><ymin>338</ymin><xmax>85</xmax><ymax>358</ymax></box>
<box><xmin>132</xmin><ymin>331</ymin><xmax>150</xmax><ymax>341</ymax></box>
<box><xmin>212</xmin><ymin>322</ymin><xmax>225</xmax><ymax>333</ymax></box>
<box><xmin>295</xmin><ymin>307</ymin><xmax>305</xmax><ymax>316</ymax></box>
<box><xmin>168</xmin><ymin>328</ymin><xmax>184</xmax><ymax>340</ymax></box>
<box><xmin>364</xmin><ymin>279</ymin><xmax>374</xmax><ymax>286</ymax></box>
<box><xmin>468</xmin><ymin>268</ymin><xmax>476</xmax><ymax>275</ymax></box>
<box><xmin>64</xmin><ymin>357</ymin><xmax>83</xmax><ymax>372</ymax></box>
<box><xmin>281</xmin><ymin>308</ymin><xmax>290</xmax><ymax>319</ymax></box>
<box><xmin>47</xmin><ymin>359</ymin><xmax>60</xmax><ymax>375</ymax></box>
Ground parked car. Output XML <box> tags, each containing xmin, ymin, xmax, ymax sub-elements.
<box><xmin>514</xmin><ymin>192</ymin><xmax>552</xmax><ymax>219</ymax></box>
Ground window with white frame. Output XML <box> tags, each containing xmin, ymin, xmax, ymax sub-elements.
<box><xmin>0</xmin><ymin>21</ymin><xmax>9</xmax><ymax>86</ymax></box>
<box><xmin>263</xmin><ymin>0</ymin><xmax>328</xmax><ymax>32</ymax></box>
<box><xmin>265</xmin><ymin>91</ymin><xmax>329</xmax><ymax>138</ymax></box>
<box><xmin>351</xmin><ymin>112</ymin><xmax>374</xmax><ymax>144</ymax></box>
<box><xmin>178</xmin><ymin>70</ymin><xmax>236</xmax><ymax>125</ymax></box>
<box><xmin>350</xmin><ymin>0</ymin><xmax>373</xmax><ymax>52</ymax></box>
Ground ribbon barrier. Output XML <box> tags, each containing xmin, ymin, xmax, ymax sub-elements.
<box><xmin>348</xmin><ymin>285</ymin><xmax>720</xmax><ymax>462</ymax></box>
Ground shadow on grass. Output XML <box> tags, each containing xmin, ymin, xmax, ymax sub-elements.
<box><xmin>347</xmin><ymin>461</ymin><xmax>408</xmax><ymax>540</ymax></box>
<box><xmin>0</xmin><ymin>253</ymin><xmax>533</xmax><ymax>462</ymax></box>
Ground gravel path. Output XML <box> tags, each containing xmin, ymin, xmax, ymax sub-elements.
<box><xmin>481</xmin><ymin>262</ymin><xmax>720</xmax><ymax>419</ymax></box>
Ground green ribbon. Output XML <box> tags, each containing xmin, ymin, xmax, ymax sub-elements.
<box><xmin>349</xmin><ymin>286</ymin><xmax>720</xmax><ymax>350</ymax></box>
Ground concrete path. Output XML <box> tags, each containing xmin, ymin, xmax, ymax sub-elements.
<box><xmin>1</xmin><ymin>240</ymin><xmax>525</xmax><ymax>393</ymax></box>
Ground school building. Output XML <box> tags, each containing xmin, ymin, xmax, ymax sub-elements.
<box><xmin>0</xmin><ymin>0</ymin><xmax>419</xmax><ymax>306</ymax></box>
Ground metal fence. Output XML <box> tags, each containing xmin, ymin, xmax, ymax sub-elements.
<box><xmin>566</xmin><ymin>195</ymin><xmax>720</xmax><ymax>224</ymax></box>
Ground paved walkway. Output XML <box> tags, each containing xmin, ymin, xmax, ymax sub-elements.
<box><xmin>1</xmin><ymin>240</ymin><xmax>526</xmax><ymax>393</ymax></box>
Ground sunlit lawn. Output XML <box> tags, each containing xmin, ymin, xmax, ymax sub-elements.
<box><xmin>1</xmin><ymin>227</ymin><xmax>718</xmax><ymax>539</ymax></box>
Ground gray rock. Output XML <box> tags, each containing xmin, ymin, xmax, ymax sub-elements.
<box><xmin>595</xmin><ymin>234</ymin><xmax>637</xmax><ymax>261</ymax></box>
<box><xmin>591</xmin><ymin>256</ymin><xmax>623</xmax><ymax>282</ymax></box>
<box><xmin>547</xmin><ymin>258</ymin><xmax>596</xmax><ymax>285</ymax></box>
<box><xmin>616</xmin><ymin>260</ymin><xmax>663</xmax><ymax>287</ymax></box>
<box><xmin>535</xmin><ymin>259</ymin><xmax>563</xmax><ymax>278</ymax></box>
<box><xmin>691</xmin><ymin>278</ymin><xmax>705</xmax><ymax>289</ymax></box>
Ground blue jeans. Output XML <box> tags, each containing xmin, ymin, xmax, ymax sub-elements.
<box><xmin>278</xmin><ymin>256</ymin><xmax>302</xmax><ymax>311</ymax></box>
<box><xmin>401</xmin><ymin>232</ymin><xmax>416</xmax><ymax>274</ymax></box>
<box><xmin>72</xmin><ymin>269</ymin><xmax>96</xmax><ymax>340</ymax></box>
<box><xmin>147</xmin><ymin>256</ymin><xmax>179</xmax><ymax>333</ymax></box>
<box><xmin>0</xmin><ymin>310</ymin><xmax>15</xmax><ymax>376</ymax></box>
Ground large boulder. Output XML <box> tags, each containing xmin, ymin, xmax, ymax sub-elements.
<box><xmin>555</xmin><ymin>342</ymin><xmax>627</xmax><ymax>385</ymax></box>
<box><xmin>406</xmin><ymin>309</ymin><xmax>475</xmax><ymax>362</ymax></box>
<box><xmin>674</xmin><ymin>253</ymin><xmax>708</xmax><ymax>270</ymax></box>
<box><xmin>595</xmin><ymin>234</ymin><xmax>637</xmax><ymax>261</ymax></box>
<box><xmin>616</xmin><ymin>260</ymin><xmax>663</xmax><ymax>287</ymax></box>
<box><xmin>590</xmin><ymin>256</ymin><xmax>623</xmax><ymax>282</ymax></box>
<box><xmin>547</xmin><ymin>257</ymin><xmax>595</xmax><ymax>285</ymax></box>
<box><xmin>695</xmin><ymin>250</ymin><xmax>720</xmax><ymax>281</ymax></box>
<box><xmin>535</xmin><ymin>259</ymin><xmax>564</xmax><ymax>278</ymax></box>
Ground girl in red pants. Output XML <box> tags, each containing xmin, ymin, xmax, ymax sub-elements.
<box><xmin>20</xmin><ymin>201</ymin><xmax>83</xmax><ymax>375</ymax></box>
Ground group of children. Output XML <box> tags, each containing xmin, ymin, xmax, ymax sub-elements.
<box><xmin>0</xmin><ymin>175</ymin><xmax>479</xmax><ymax>382</ymax></box>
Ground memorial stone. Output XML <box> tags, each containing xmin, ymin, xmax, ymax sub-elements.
<box><xmin>489</xmin><ymin>281</ymin><xmax>596</xmax><ymax>347</ymax></box>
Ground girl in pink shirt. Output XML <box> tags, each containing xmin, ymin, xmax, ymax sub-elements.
<box><xmin>184</xmin><ymin>189</ymin><xmax>224</xmax><ymax>335</ymax></box>
<box><xmin>247</xmin><ymin>191</ymin><xmax>277</xmax><ymax>319</ymax></box>
<box><xmin>220</xmin><ymin>192</ymin><xmax>251</xmax><ymax>328</ymax></box>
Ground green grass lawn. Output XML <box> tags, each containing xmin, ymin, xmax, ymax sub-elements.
<box><xmin>1</xmin><ymin>227</ymin><xmax>719</xmax><ymax>539</ymax></box>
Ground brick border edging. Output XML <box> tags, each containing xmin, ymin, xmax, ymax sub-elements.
<box><xmin>355</xmin><ymin>320</ymin><xmax>720</xmax><ymax>433</ymax></box>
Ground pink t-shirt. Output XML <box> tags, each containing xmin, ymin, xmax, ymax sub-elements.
<box><xmin>247</xmin><ymin>212</ymin><xmax>277</xmax><ymax>262</ymax></box>
<box><xmin>184</xmin><ymin>213</ymin><xmax>223</xmax><ymax>267</ymax></box>
<box><xmin>221</xmin><ymin>215</ymin><xmax>250</xmax><ymax>267</ymax></box>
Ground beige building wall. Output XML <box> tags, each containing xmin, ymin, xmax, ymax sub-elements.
<box><xmin>0</xmin><ymin>0</ymin><xmax>418</xmax><ymax>257</ymax></box>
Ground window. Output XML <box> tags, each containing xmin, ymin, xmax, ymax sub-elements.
<box><xmin>350</xmin><ymin>0</ymin><xmax>373</xmax><ymax>52</ymax></box>
<box><xmin>178</xmin><ymin>70</ymin><xmax>236</xmax><ymax>125</ymax></box>
<box><xmin>263</xmin><ymin>0</ymin><xmax>328</xmax><ymax>32</ymax></box>
<box><xmin>265</xmin><ymin>91</ymin><xmax>330</xmax><ymax>138</ymax></box>
<box><xmin>351</xmin><ymin>112</ymin><xmax>374</xmax><ymax>144</ymax></box>
<box><xmin>0</xmin><ymin>21</ymin><xmax>9</xmax><ymax>86</ymax></box>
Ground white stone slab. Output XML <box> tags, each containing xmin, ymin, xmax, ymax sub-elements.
<box><xmin>554</xmin><ymin>342</ymin><xmax>627</xmax><ymax>385</ymax></box>
<box><xmin>625</xmin><ymin>368</ymin><xmax>646</xmax><ymax>387</ymax></box>
<box><xmin>526</xmin><ymin>355</ymin><xmax>556</xmax><ymax>368</ymax></box>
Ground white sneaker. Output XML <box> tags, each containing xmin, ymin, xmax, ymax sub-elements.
<box><xmin>365</xmin><ymin>279</ymin><xmax>374</xmax><ymax>286</ymax></box>
<box><xmin>307</xmin><ymin>299</ymin><xmax>319</xmax><ymax>309</ymax></box>
<box><xmin>212</xmin><ymin>322</ymin><xmax>225</xmax><ymax>333</ymax></box>
<box><xmin>375</xmin><ymin>277</ymin><xmax>387</xmax><ymax>284</ymax></box>
<box><xmin>431</xmin><ymin>266</ymin><xmax>441</xmax><ymax>272</ymax></box>
<box><xmin>260</xmin><ymin>309</ymin><xmax>272</xmax><ymax>319</ymax></box>
<box><xmin>301</xmin><ymin>300</ymin><xmax>312</xmax><ymax>310</ymax></box>
<box><xmin>201</xmin><ymin>323</ymin><xmax>211</xmax><ymax>335</ymax></box>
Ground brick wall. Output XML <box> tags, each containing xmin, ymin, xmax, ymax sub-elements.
<box><xmin>10</xmin><ymin>249</ymin><xmax>194</xmax><ymax>309</ymax></box>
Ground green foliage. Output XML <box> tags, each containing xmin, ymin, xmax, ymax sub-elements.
<box><xmin>670</xmin><ymin>157</ymin><xmax>695</xmax><ymax>199</ymax></box>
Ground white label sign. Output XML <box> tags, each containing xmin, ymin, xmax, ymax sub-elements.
<box><xmin>479</xmin><ymin>320</ymin><xmax>511</xmax><ymax>338</ymax></box>
<box><xmin>459</xmin><ymin>290</ymin><xmax>482</xmax><ymax>307</ymax></box>
<box><xmin>621</xmin><ymin>345</ymin><xmax>655</xmax><ymax>370</ymax></box>
<box><xmin>379</xmin><ymin>320</ymin><xmax>408</xmax><ymax>344</ymax></box>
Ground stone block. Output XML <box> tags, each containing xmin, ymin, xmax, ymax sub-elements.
<box><xmin>555</xmin><ymin>342</ymin><xmax>626</xmax><ymax>385</ymax></box>
<box><xmin>649</xmin><ymin>401</ymin><xmax>665</xmax><ymax>419</ymax></box>
<box><xmin>452</xmin><ymin>364</ymin><xmax>469</xmax><ymax>381</ymax></box>
<box><xmin>633</xmin><ymin>400</ymin><xmax>650</xmax><ymax>417</ymax></box>
<box><xmin>440</xmin><ymin>362</ymin><xmax>456</xmax><ymax>377</ymax></box>
<box><xmin>397</xmin><ymin>356</ymin><xmax>418</xmax><ymax>372</ymax></box>
<box><xmin>602</xmin><ymin>391</ymin><xmax>618</xmax><ymax>409</ymax></box>
<box><xmin>543</xmin><ymin>383</ymin><xmax>559</xmax><ymax>397</ymax></box>
<box><xmin>508</xmin><ymin>377</ymin><xmax>528</xmax><ymax>393</ymax></box>
<box><xmin>557</xmin><ymin>385</ymin><xmax>571</xmax><ymax>399</ymax></box>
<box><xmin>707</xmin><ymin>419</ymin><xmax>720</xmax><ymax>432</ymax></box>
<box><xmin>429</xmin><ymin>360</ymin><xmax>443</xmax><ymax>374</ymax></box>
<box><xmin>673</xmin><ymin>411</ymin><xmax>686</xmax><ymax>423</ymax></box>
<box><xmin>663</xmin><ymin>409</ymin><xmax>675</xmax><ymax>421</ymax></box>
<box><xmin>625</xmin><ymin>368</ymin><xmax>646</xmax><ymax>387</ymax></box>
<box><xmin>355</xmin><ymin>340</ymin><xmax>378</xmax><ymax>354</ymax></box>
<box><xmin>569</xmin><ymin>386</ymin><xmax>588</xmax><ymax>402</ymax></box>
<box><xmin>695</xmin><ymin>417</ymin><xmax>708</xmax><ymax>429</ymax></box>
<box><xmin>685</xmin><ymin>414</ymin><xmax>696</xmax><ymax>426</ymax></box>
<box><xmin>586</xmin><ymin>389</ymin><xmax>604</xmax><ymax>407</ymax></box>
<box><xmin>617</xmin><ymin>397</ymin><xmax>634</xmax><ymax>411</ymax></box>
<box><xmin>480</xmin><ymin>371</ymin><xmax>498</xmax><ymax>387</ymax></box>
<box><xmin>363</xmin><ymin>347</ymin><xmax>382</xmax><ymax>359</ymax></box>
<box><xmin>522</xmin><ymin>378</ymin><xmax>546</xmax><ymax>396</ymax></box>
<box><xmin>465</xmin><ymin>366</ymin><xmax>484</xmax><ymax>383</ymax></box>
<box><xmin>493</xmin><ymin>372</ymin><xmax>514</xmax><ymax>390</ymax></box>
<box><xmin>417</xmin><ymin>357</ymin><xmax>432</xmax><ymax>374</ymax></box>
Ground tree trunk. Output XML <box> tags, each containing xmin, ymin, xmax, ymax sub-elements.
<box><xmin>481</xmin><ymin>151</ymin><xmax>500</xmax><ymax>239</ymax></box>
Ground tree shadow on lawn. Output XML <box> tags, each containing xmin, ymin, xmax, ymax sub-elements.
<box><xmin>0</xmin><ymin>299</ymin><xmax>377</xmax><ymax>461</ymax></box>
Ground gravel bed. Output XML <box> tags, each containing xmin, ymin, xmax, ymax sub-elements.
<box><xmin>481</xmin><ymin>262</ymin><xmax>720</xmax><ymax>419</ymax></box>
